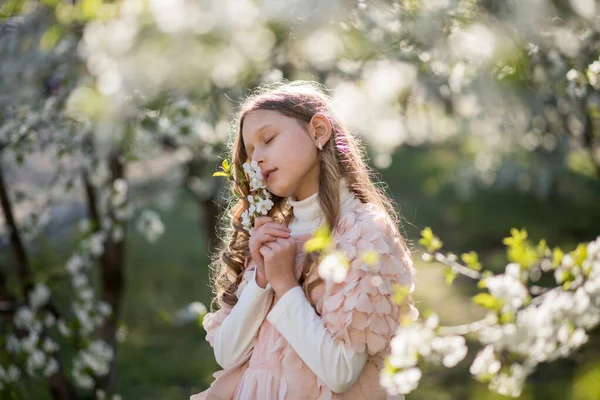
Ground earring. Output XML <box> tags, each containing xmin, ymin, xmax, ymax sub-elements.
<box><xmin>317</xmin><ymin>142</ymin><xmax>323</xmax><ymax>151</ymax></box>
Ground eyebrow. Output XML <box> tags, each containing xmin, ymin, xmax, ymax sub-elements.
<box><xmin>244</xmin><ymin>124</ymin><xmax>274</xmax><ymax>154</ymax></box>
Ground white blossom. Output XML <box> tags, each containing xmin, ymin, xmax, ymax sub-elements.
<box><xmin>111</xmin><ymin>178</ymin><xmax>128</xmax><ymax>206</ymax></box>
<box><xmin>66</xmin><ymin>254</ymin><xmax>86</xmax><ymax>275</ymax></box>
<box><xmin>586</xmin><ymin>58</ymin><xmax>600</xmax><ymax>88</ymax></box>
<box><xmin>87</xmin><ymin>232</ymin><xmax>107</xmax><ymax>257</ymax></box>
<box><xmin>42</xmin><ymin>338</ymin><xmax>59</xmax><ymax>353</ymax></box>
<box><xmin>484</xmin><ymin>270</ymin><xmax>529</xmax><ymax>312</ymax></box>
<box><xmin>174</xmin><ymin>301</ymin><xmax>208</xmax><ymax>324</ymax></box>
<box><xmin>5</xmin><ymin>365</ymin><xmax>20</xmax><ymax>382</ymax></box>
<box><xmin>380</xmin><ymin>367</ymin><xmax>422</xmax><ymax>395</ymax></box>
<box><xmin>72</xmin><ymin>273</ymin><xmax>89</xmax><ymax>289</ymax></box>
<box><xmin>43</xmin><ymin>358</ymin><xmax>59</xmax><ymax>377</ymax></box>
<box><xmin>489</xmin><ymin>364</ymin><xmax>530</xmax><ymax>398</ymax></box>
<box><xmin>116</xmin><ymin>325</ymin><xmax>129</xmax><ymax>343</ymax></box>
<box><xmin>44</xmin><ymin>313</ymin><xmax>56</xmax><ymax>327</ymax></box>
<box><xmin>26</xmin><ymin>349</ymin><xmax>46</xmax><ymax>376</ymax></box>
<box><xmin>98</xmin><ymin>301</ymin><xmax>113</xmax><ymax>317</ymax></box>
<box><xmin>470</xmin><ymin>345</ymin><xmax>501</xmax><ymax>379</ymax></box>
<box><xmin>240</xmin><ymin>161</ymin><xmax>274</xmax><ymax>235</ymax></box>
<box><xmin>6</xmin><ymin>335</ymin><xmax>20</xmax><ymax>353</ymax></box>
<box><xmin>14</xmin><ymin>306</ymin><xmax>35</xmax><ymax>330</ymax></box>
<box><xmin>431</xmin><ymin>335</ymin><xmax>468</xmax><ymax>368</ymax></box>
<box><xmin>58</xmin><ymin>319</ymin><xmax>72</xmax><ymax>337</ymax></box>
<box><xmin>28</xmin><ymin>283</ymin><xmax>51</xmax><ymax>310</ymax></box>
<box><xmin>317</xmin><ymin>252</ymin><xmax>349</xmax><ymax>283</ymax></box>
<box><xmin>136</xmin><ymin>209</ymin><xmax>165</xmax><ymax>242</ymax></box>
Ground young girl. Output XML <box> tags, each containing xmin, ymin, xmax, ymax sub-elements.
<box><xmin>191</xmin><ymin>81</ymin><xmax>417</xmax><ymax>400</ymax></box>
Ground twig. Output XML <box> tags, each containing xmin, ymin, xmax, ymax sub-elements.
<box><xmin>434</xmin><ymin>252</ymin><xmax>482</xmax><ymax>280</ymax></box>
<box><xmin>438</xmin><ymin>317</ymin><xmax>491</xmax><ymax>336</ymax></box>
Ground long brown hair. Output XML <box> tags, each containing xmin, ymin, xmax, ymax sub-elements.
<box><xmin>210</xmin><ymin>81</ymin><xmax>410</xmax><ymax>311</ymax></box>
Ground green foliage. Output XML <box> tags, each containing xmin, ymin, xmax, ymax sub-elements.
<box><xmin>461</xmin><ymin>251</ymin><xmax>482</xmax><ymax>271</ymax></box>
<box><xmin>212</xmin><ymin>159</ymin><xmax>231</xmax><ymax>178</ymax></box>
<box><xmin>419</xmin><ymin>227</ymin><xmax>443</xmax><ymax>253</ymax></box>
<box><xmin>502</xmin><ymin>228</ymin><xmax>543</xmax><ymax>269</ymax></box>
<box><xmin>472</xmin><ymin>293</ymin><xmax>503</xmax><ymax>312</ymax></box>
<box><xmin>304</xmin><ymin>224</ymin><xmax>333</xmax><ymax>253</ymax></box>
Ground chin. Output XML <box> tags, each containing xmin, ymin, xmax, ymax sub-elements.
<box><xmin>267</xmin><ymin>181</ymin><xmax>290</xmax><ymax>198</ymax></box>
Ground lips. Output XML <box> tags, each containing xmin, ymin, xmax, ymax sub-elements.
<box><xmin>263</xmin><ymin>168</ymin><xmax>276</xmax><ymax>181</ymax></box>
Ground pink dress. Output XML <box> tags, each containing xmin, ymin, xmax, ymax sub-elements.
<box><xmin>194</xmin><ymin>200</ymin><xmax>416</xmax><ymax>400</ymax></box>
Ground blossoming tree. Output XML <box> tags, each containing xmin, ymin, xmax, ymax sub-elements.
<box><xmin>1</xmin><ymin>0</ymin><xmax>599</xmax><ymax>399</ymax></box>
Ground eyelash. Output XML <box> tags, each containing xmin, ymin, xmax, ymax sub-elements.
<box><xmin>248</xmin><ymin>136</ymin><xmax>275</xmax><ymax>156</ymax></box>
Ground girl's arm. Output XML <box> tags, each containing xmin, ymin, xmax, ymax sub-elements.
<box><xmin>267</xmin><ymin>209</ymin><xmax>417</xmax><ymax>393</ymax></box>
<box><xmin>204</xmin><ymin>269</ymin><xmax>273</xmax><ymax>369</ymax></box>
<box><xmin>267</xmin><ymin>286</ymin><xmax>368</xmax><ymax>393</ymax></box>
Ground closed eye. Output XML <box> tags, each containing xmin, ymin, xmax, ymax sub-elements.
<box><xmin>265</xmin><ymin>136</ymin><xmax>275</xmax><ymax>144</ymax></box>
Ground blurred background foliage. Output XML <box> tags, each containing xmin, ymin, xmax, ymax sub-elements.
<box><xmin>1</xmin><ymin>0</ymin><xmax>600</xmax><ymax>398</ymax></box>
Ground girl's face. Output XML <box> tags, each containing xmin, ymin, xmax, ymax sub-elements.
<box><xmin>242</xmin><ymin>110</ymin><xmax>321</xmax><ymax>201</ymax></box>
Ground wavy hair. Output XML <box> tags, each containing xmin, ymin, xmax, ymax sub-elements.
<box><xmin>210</xmin><ymin>81</ymin><xmax>410</xmax><ymax>311</ymax></box>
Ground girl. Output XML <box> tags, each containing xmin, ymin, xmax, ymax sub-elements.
<box><xmin>191</xmin><ymin>81</ymin><xmax>417</xmax><ymax>400</ymax></box>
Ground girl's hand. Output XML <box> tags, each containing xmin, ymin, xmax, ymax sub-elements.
<box><xmin>249</xmin><ymin>216</ymin><xmax>291</xmax><ymax>288</ymax></box>
<box><xmin>259</xmin><ymin>236</ymin><xmax>299</xmax><ymax>298</ymax></box>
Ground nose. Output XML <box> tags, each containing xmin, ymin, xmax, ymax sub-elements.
<box><xmin>251</xmin><ymin>147</ymin><xmax>266</xmax><ymax>165</ymax></box>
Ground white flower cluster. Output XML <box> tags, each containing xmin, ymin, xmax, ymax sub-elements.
<box><xmin>240</xmin><ymin>160</ymin><xmax>274</xmax><ymax>235</ymax></box>
<box><xmin>586</xmin><ymin>59</ymin><xmax>600</xmax><ymax>90</ymax></box>
<box><xmin>484</xmin><ymin>263</ymin><xmax>530</xmax><ymax>312</ymax></box>
<box><xmin>85</xmin><ymin>161</ymin><xmax>132</xmax><ymax>244</ymax></box>
<box><xmin>72</xmin><ymin>339</ymin><xmax>114</xmax><ymax>389</ymax></box>
<box><xmin>381</xmin><ymin>313</ymin><xmax>468</xmax><ymax>395</ymax></box>
<box><xmin>173</xmin><ymin>301</ymin><xmax>208</xmax><ymax>325</ymax></box>
<box><xmin>383</xmin><ymin>236</ymin><xmax>600</xmax><ymax>398</ymax></box>
<box><xmin>0</xmin><ymin>365</ymin><xmax>21</xmax><ymax>391</ymax></box>
<box><xmin>318</xmin><ymin>252</ymin><xmax>349</xmax><ymax>283</ymax></box>
<box><xmin>95</xmin><ymin>389</ymin><xmax>122</xmax><ymax>400</ymax></box>
<box><xmin>136</xmin><ymin>209</ymin><xmax>165</xmax><ymax>242</ymax></box>
<box><xmin>566</xmin><ymin>68</ymin><xmax>588</xmax><ymax>98</ymax></box>
<box><xmin>65</xmin><ymin>252</ymin><xmax>114</xmax><ymax>337</ymax></box>
<box><xmin>6</xmin><ymin>284</ymin><xmax>63</xmax><ymax>383</ymax></box>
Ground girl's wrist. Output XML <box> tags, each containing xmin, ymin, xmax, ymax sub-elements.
<box><xmin>272</xmin><ymin>278</ymin><xmax>299</xmax><ymax>298</ymax></box>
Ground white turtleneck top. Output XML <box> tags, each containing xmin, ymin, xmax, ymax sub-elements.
<box><xmin>211</xmin><ymin>178</ymin><xmax>368</xmax><ymax>393</ymax></box>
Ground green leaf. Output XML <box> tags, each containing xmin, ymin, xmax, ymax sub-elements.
<box><xmin>392</xmin><ymin>284</ymin><xmax>411</xmax><ymax>305</ymax></box>
<box><xmin>40</xmin><ymin>25</ymin><xmax>63</xmax><ymax>51</ymax></box>
<box><xmin>536</xmin><ymin>239</ymin><xmax>548</xmax><ymax>257</ymax></box>
<box><xmin>473</xmin><ymin>293</ymin><xmax>503</xmax><ymax>311</ymax></box>
<box><xmin>212</xmin><ymin>171</ymin><xmax>228</xmax><ymax>177</ymax></box>
<box><xmin>222</xmin><ymin>159</ymin><xmax>230</xmax><ymax>172</ymax></box>
<box><xmin>552</xmin><ymin>247</ymin><xmax>564</xmax><ymax>268</ymax></box>
<box><xmin>500</xmin><ymin>312</ymin><xmax>515</xmax><ymax>324</ymax></box>
<box><xmin>304</xmin><ymin>237</ymin><xmax>330</xmax><ymax>253</ymax></box>
<box><xmin>79</xmin><ymin>0</ymin><xmax>102</xmax><ymax>20</ymax></box>
<box><xmin>571</xmin><ymin>243</ymin><xmax>587</xmax><ymax>267</ymax></box>
<box><xmin>361</xmin><ymin>250</ymin><xmax>379</xmax><ymax>266</ymax></box>
<box><xmin>419</xmin><ymin>226</ymin><xmax>443</xmax><ymax>252</ymax></box>
<box><xmin>461</xmin><ymin>251</ymin><xmax>482</xmax><ymax>271</ymax></box>
<box><xmin>444</xmin><ymin>268</ymin><xmax>457</xmax><ymax>285</ymax></box>
<box><xmin>304</xmin><ymin>224</ymin><xmax>332</xmax><ymax>253</ymax></box>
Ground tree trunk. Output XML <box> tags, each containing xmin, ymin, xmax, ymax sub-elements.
<box><xmin>84</xmin><ymin>150</ymin><xmax>126</xmax><ymax>395</ymax></box>
<box><xmin>0</xmin><ymin>161</ymin><xmax>76</xmax><ymax>399</ymax></box>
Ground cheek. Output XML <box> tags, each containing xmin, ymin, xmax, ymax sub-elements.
<box><xmin>276</xmin><ymin>143</ymin><xmax>314</xmax><ymax>171</ymax></box>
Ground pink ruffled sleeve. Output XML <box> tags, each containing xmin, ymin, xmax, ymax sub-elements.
<box><xmin>202</xmin><ymin>259</ymin><xmax>256</xmax><ymax>347</ymax></box>
<box><xmin>202</xmin><ymin>304</ymin><xmax>233</xmax><ymax>347</ymax></box>
<box><xmin>322</xmin><ymin>204</ymin><xmax>418</xmax><ymax>356</ymax></box>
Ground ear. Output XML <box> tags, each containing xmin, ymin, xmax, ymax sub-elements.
<box><xmin>308</xmin><ymin>113</ymin><xmax>332</xmax><ymax>149</ymax></box>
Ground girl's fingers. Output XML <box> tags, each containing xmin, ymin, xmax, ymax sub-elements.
<box><xmin>259</xmin><ymin>245</ymin><xmax>272</xmax><ymax>256</ymax></box>
<box><xmin>258</xmin><ymin>227</ymin><xmax>290</xmax><ymax>240</ymax></box>
<box><xmin>254</xmin><ymin>216</ymin><xmax>273</xmax><ymax>230</ymax></box>
<box><xmin>256</xmin><ymin>221</ymin><xmax>290</xmax><ymax>234</ymax></box>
